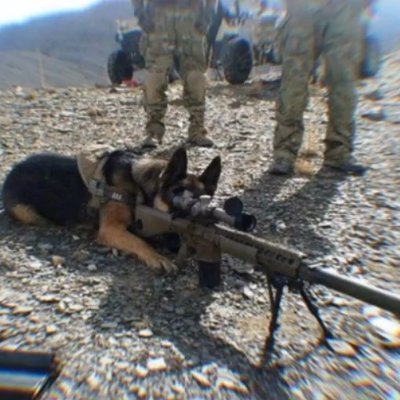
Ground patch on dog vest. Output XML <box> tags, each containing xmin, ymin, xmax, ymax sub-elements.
<box><xmin>77</xmin><ymin>144</ymin><xmax>114</xmax><ymax>208</ymax></box>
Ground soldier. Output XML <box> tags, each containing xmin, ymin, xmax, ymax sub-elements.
<box><xmin>132</xmin><ymin>0</ymin><xmax>216</xmax><ymax>148</ymax></box>
<box><xmin>269</xmin><ymin>0</ymin><xmax>368</xmax><ymax>176</ymax></box>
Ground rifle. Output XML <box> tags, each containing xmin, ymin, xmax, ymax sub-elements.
<box><xmin>133</xmin><ymin>195</ymin><xmax>400</xmax><ymax>356</ymax></box>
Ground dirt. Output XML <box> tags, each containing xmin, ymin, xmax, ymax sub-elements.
<box><xmin>0</xmin><ymin>53</ymin><xmax>399</xmax><ymax>399</ymax></box>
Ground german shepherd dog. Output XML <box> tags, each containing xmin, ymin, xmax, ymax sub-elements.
<box><xmin>2</xmin><ymin>147</ymin><xmax>221</xmax><ymax>273</ymax></box>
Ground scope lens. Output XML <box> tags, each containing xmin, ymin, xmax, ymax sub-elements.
<box><xmin>223</xmin><ymin>196</ymin><xmax>243</xmax><ymax>216</ymax></box>
<box><xmin>236</xmin><ymin>213</ymin><xmax>257</xmax><ymax>232</ymax></box>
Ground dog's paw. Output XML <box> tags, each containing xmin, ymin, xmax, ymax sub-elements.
<box><xmin>144</xmin><ymin>254</ymin><xmax>177</xmax><ymax>274</ymax></box>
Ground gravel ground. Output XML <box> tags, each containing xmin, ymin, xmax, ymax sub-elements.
<box><xmin>0</xmin><ymin>52</ymin><xmax>399</xmax><ymax>399</ymax></box>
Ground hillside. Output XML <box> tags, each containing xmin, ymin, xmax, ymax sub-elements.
<box><xmin>0</xmin><ymin>0</ymin><xmax>133</xmax><ymax>88</ymax></box>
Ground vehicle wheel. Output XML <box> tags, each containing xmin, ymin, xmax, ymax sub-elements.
<box><xmin>360</xmin><ymin>35</ymin><xmax>381</xmax><ymax>79</ymax></box>
<box><xmin>107</xmin><ymin>50</ymin><xmax>133</xmax><ymax>85</ymax></box>
<box><xmin>223</xmin><ymin>37</ymin><xmax>253</xmax><ymax>85</ymax></box>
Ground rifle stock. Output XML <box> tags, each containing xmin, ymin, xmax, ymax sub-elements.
<box><xmin>134</xmin><ymin>204</ymin><xmax>400</xmax><ymax>316</ymax></box>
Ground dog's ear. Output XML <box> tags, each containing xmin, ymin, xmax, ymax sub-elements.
<box><xmin>200</xmin><ymin>156</ymin><xmax>221</xmax><ymax>195</ymax></box>
<box><xmin>161</xmin><ymin>147</ymin><xmax>188</xmax><ymax>187</ymax></box>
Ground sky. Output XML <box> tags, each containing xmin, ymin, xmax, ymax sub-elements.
<box><xmin>0</xmin><ymin>0</ymin><xmax>101</xmax><ymax>26</ymax></box>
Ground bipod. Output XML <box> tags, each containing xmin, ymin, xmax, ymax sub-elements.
<box><xmin>262</xmin><ymin>273</ymin><xmax>333</xmax><ymax>364</ymax></box>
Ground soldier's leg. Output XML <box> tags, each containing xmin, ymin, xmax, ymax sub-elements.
<box><xmin>143</xmin><ymin>19</ymin><xmax>174</xmax><ymax>146</ymax></box>
<box><xmin>322</xmin><ymin>2</ymin><xmax>365</xmax><ymax>175</ymax></box>
<box><xmin>270</xmin><ymin>7</ymin><xmax>316</xmax><ymax>174</ymax></box>
<box><xmin>178</xmin><ymin>16</ymin><xmax>213</xmax><ymax>147</ymax></box>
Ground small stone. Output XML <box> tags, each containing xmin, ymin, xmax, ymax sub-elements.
<box><xmin>45</xmin><ymin>325</ymin><xmax>58</xmax><ymax>335</ymax></box>
<box><xmin>38</xmin><ymin>295</ymin><xmax>60</xmax><ymax>303</ymax></box>
<box><xmin>87</xmin><ymin>263</ymin><xmax>97</xmax><ymax>271</ymax></box>
<box><xmin>369</xmin><ymin>316</ymin><xmax>400</xmax><ymax>348</ymax></box>
<box><xmin>191</xmin><ymin>371</ymin><xmax>212</xmax><ymax>387</ymax></box>
<box><xmin>331</xmin><ymin>297</ymin><xmax>350</xmax><ymax>307</ymax></box>
<box><xmin>101</xmin><ymin>321</ymin><xmax>118</xmax><ymax>329</ymax></box>
<box><xmin>39</xmin><ymin>243</ymin><xmax>53</xmax><ymax>251</ymax></box>
<box><xmin>138</xmin><ymin>328</ymin><xmax>153</xmax><ymax>338</ymax></box>
<box><xmin>137</xmin><ymin>386</ymin><xmax>147</xmax><ymax>398</ymax></box>
<box><xmin>171</xmin><ymin>383</ymin><xmax>185</xmax><ymax>395</ymax></box>
<box><xmin>362</xmin><ymin>305</ymin><xmax>381</xmax><ymax>319</ymax></box>
<box><xmin>28</xmin><ymin>259</ymin><xmax>43</xmax><ymax>269</ymax></box>
<box><xmin>68</xmin><ymin>304</ymin><xmax>84</xmax><ymax>313</ymax></box>
<box><xmin>318</xmin><ymin>221</ymin><xmax>332</xmax><ymax>228</ymax></box>
<box><xmin>132</xmin><ymin>321</ymin><xmax>149</xmax><ymax>330</ymax></box>
<box><xmin>13</xmin><ymin>306</ymin><xmax>33</xmax><ymax>315</ymax></box>
<box><xmin>362</xmin><ymin>107</ymin><xmax>386</xmax><ymax>121</ymax></box>
<box><xmin>175</xmin><ymin>307</ymin><xmax>185</xmax><ymax>316</ymax></box>
<box><xmin>275</xmin><ymin>220</ymin><xmax>287</xmax><ymax>232</ymax></box>
<box><xmin>86</xmin><ymin>373</ymin><xmax>101</xmax><ymax>391</ymax></box>
<box><xmin>51</xmin><ymin>255</ymin><xmax>65</xmax><ymax>267</ymax></box>
<box><xmin>56</xmin><ymin>302</ymin><xmax>67</xmax><ymax>313</ymax></box>
<box><xmin>161</xmin><ymin>303</ymin><xmax>174</xmax><ymax>313</ymax></box>
<box><xmin>327</xmin><ymin>339</ymin><xmax>357</xmax><ymax>357</ymax></box>
<box><xmin>216</xmin><ymin>377</ymin><xmax>249</xmax><ymax>395</ymax></box>
<box><xmin>60</xmin><ymin>111</ymin><xmax>75</xmax><ymax>117</ymax></box>
<box><xmin>243</xmin><ymin>286</ymin><xmax>254</xmax><ymax>299</ymax></box>
<box><xmin>147</xmin><ymin>357</ymin><xmax>167</xmax><ymax>372</ymax></box>
<box><xmin>365</xmin><ymin>89</ymin><xmax>384</xmax><ymax>101</ymax></box>
<box><xmin>29</xmin><ymin>315</ymin><xmax>40</xmax><ymax>323</ymax></box>
<box><xmin>134</xmin><ymin>365</ymin><xmax>148</xmax><ymax>378</ymax></box>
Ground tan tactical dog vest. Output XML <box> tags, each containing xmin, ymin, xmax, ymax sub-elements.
<box><xmin>77</xmin><ymin>144</ymin><xmax>124</xmax><ymax>208</ymax></box>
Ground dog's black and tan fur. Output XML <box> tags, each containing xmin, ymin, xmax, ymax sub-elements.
<box><xmin>2</xmin><ymin>148</ymin><xmax>221</xmax><ymax>272</ymax></box>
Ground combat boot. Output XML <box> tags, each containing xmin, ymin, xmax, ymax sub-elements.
<box><xmin>187</xmin><ymin>126</ymin><xmax>214</xmax><ymax>147</ymax></box>
<box><xmin>142</xmin><ymin>121</ymin><xmax>165</xmax><ymax>148</ymax></box>
<box><xmin>321</xmin><ymin>161</ymin><xmax>367</xmax><ymax>177</ymax></box>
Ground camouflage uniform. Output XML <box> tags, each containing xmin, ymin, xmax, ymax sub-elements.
<box><xmin>133</xmin><ymin>0</ymin><xmax>215</xmax><ymax>146</ymax></box>
<box><xmin>272</xmin><ymin>0</ymin><xmax>366</xmax><ymax>171</ymax></box>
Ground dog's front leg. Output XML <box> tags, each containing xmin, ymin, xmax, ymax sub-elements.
<box><xmin>97</xmin><ymin>202</ymin><xmax>176</xmax><ymax>273</ymax></box>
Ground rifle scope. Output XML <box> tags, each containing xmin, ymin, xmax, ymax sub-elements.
<box><xmin>171</xmin><ymin>195</ymin><xmax>257</xmax><ymax>232</ymax></box>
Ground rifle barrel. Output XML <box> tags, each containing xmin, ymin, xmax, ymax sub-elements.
<box><xmin>299</xmin><ymin>266</ymin><xmax>400</xmax><ymax>315</ymax></box>
<box><xmin>216</xmin><ymin>224</ymin><xmax>400</xmax><ymax>316</ymax></box>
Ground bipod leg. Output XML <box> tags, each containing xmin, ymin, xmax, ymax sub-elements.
<box><xmin>300</xmin><ymin>285</ymin><xmax>333</xmax><ymax>341</ymax></box>
<box><xmin>262</xmin><ymin>275</ymin><xmax>286</xmax><ymax>363</ymax></box>
<box><xmin>266</xmin><ymin>274</ymin><xmax>275</xmax><ymax>310</ymax></box>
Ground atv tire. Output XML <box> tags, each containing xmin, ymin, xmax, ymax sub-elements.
<box><xmin>107</xmin><ymin>50</ymin><xmax>133</xmax><ymax>85</ymax></box>
<box><xmin>360</xmin><ymin>35</ymin><xmax>381</xmax><ymax>79</ymax></box>
<box><xmin>223</xmin><ymin>37</ymin><xmax>253</xmax><ymax>85</ymax></box>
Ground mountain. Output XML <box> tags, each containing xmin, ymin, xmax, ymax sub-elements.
<box><xmin>0</xmin><ymin>0</ymin><xmax>133</xmax><ymax>89</ymax></box>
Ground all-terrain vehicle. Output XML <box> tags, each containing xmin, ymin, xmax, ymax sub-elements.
<box><xmin>107</xmin><ymin>18</ymin><xmax>180</xmax><ymax>85</ymax></box>
<box><xmin>107</xmin><ymin>19</ymin><xmax>145</xmax><ymax>85</ymax></box>
<box><xmin>207</xmin><ymin>0</ymin><xmax>283</xmax><ymax>84</ymax></box>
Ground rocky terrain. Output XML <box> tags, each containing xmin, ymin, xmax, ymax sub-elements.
<box><xmin>0</xmin><ymin>50</ymin><xmax>399</xmax><ymax>398</ymax></box>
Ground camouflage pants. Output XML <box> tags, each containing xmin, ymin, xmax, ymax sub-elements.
<box><xmin>143</xmin><ymin>6</ymin><xmax>208</xmax><ymax>140</ymax></box>
<box><xmin>273</xmin><ymin>0</ymin><xmax>364</xmax><ymax>166</ymax></box>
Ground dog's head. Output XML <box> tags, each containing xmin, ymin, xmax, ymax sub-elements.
<box><xmin>154</xmin><ymin>147</ymin><xmax>222</xmax><ymax>212</ymax></box>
